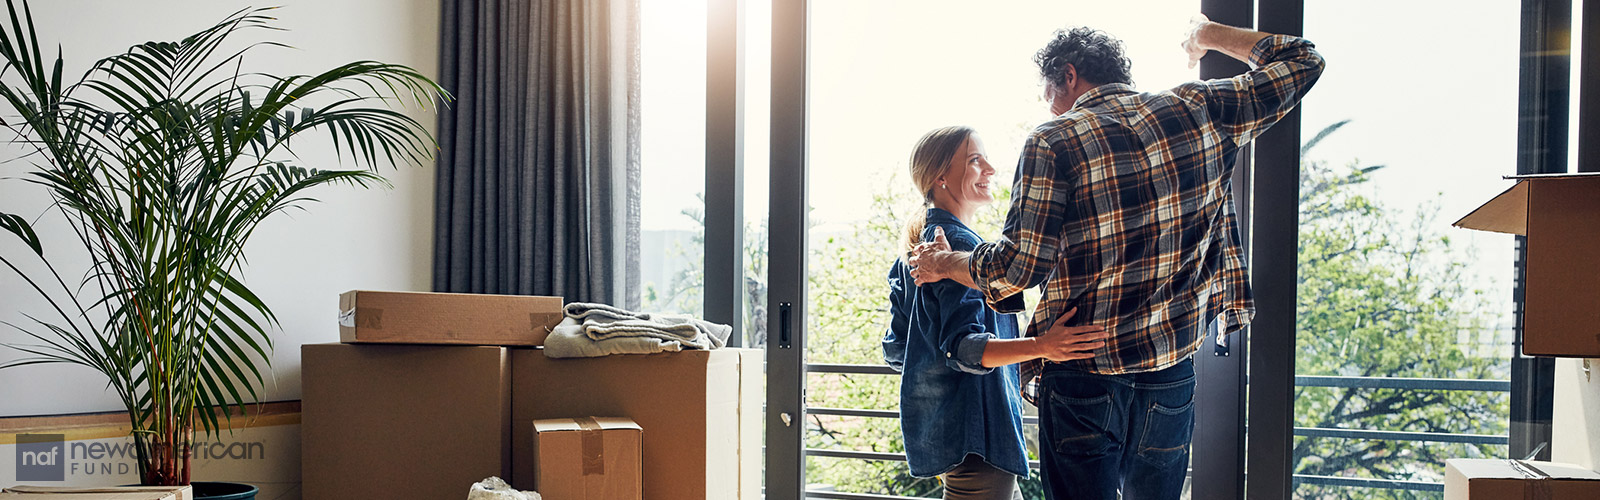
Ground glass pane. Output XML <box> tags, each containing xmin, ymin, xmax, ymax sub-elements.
<box><xmin>805</xmin><ymin>1</ymin><xmax>1196</xmax><ymax>497</ymax></box>
<box><xmin>1294</xmin><ymin>2</ymin><xmax>1519</xmax><ymax>497</ymax></box>
<box><xmin>744</xmin><ymin>0</ymin><xmax>772</xmax><ymax>347</ymax></box>
<box><xmin>640</xmin><ymin>0</ymin><xmax>708</xmax><ymax>317</ymax></box>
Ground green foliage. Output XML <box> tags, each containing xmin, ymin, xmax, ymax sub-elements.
<box><xmin>0</xmin><ymin>2</ymin><xmax>443</xmax><ymax>486</ymax></box>
<box><xmin>643</xmin><ymin>120</ymin><xmax>1509</xmax><ymax>499</ymax></box>
<box><xmin>803</xmin><ymin>173</ymin><xmax>1026</xmax><ymax>497</ymax></box>
<box><xmin>1292</xmin><ymin>121</ymin><xmax>1509</xmax><ymax>499</ymax></box>
<box><xmin>799</xmin><ymin>121</ymin><xmax>1509</xmax><ymax>499</ymax></box>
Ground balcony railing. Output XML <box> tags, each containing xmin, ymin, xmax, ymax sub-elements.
<box><xmin>803</xmin><ymin>363</ymin><xmax>1510</xmax><ymax>498</ymax></box>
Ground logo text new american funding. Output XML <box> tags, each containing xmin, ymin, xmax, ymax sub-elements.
<box><xmin>14</xmin><ymin>434</ymin><xmax>267</xmax><ymax>481</ymax></box>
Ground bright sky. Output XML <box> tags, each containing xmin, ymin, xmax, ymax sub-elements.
<box><xmin>641</xmin><ymin>0</ymin><xmax>1546</xmax><ymax>327</ymax></box>
<box><xmin>1297</xmin><ymin>0</ymin><xmax>1524</xmax><ymax>326</ymax></box>
<box><xmin>643</xmin><ymin>0</ymin><xmax>1197</xmax><ymax>233</ymax></box>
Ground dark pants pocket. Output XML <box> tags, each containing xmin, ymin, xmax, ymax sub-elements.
<box><xmin>1046</xmin><ymin>382</ymin><xmax>1116</xmax><ymax>457</ymax></box>
<box><xmin>1134</xmin><ymin>385</ymin><xmax>1194</xmax><ymax>469</ymax></box>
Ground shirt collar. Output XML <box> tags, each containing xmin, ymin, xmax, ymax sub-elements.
<box><xmin>926</xmin><ymin>207</ymin><xmax>966</xmax><ymax>228</ymax></box>
<box><xmin>1070</xmin><ymin>83</ymin><xmax>1136</xmax><ymax>112</ymax></box>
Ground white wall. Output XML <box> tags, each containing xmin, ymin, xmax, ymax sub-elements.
<box><xmin>0</xmin><ymin>0</ymin><xmax>440</xmax><ymax>416</ymax></box>
<box><xmin>1552</xmin><ymin>357</ymin><xmax>1600</xmax><ymax>469</ymax></box>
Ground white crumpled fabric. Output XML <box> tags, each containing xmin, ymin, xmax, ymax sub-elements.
<box><xmin>467</xmin><ymin>476</ymin><xmax>540</xmax><ymax>500</ymax></box>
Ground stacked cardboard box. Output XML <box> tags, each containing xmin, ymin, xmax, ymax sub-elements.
<box><xmin>1448</xmin><ymin>174</ymin><xmax>1600</xmax><ymax>497</ymax></box>
<box><xmin>301</xmin><ymin>343</ymin><xmax>511</xmax><ymax>500</ymax></box>
<box><xmin>512</xmin><ymin>349</ymin><xmax>763</xmax><ymax>500</ymax></box>
<box><xmin>338</xmin><ymin>290</ymin><xmax>564</xmax><ymax>346</ymax></box>
<box><xmin>302</xmin><ymin>291</ymin><xmax>760</xmax><ymax>500</ymax></box>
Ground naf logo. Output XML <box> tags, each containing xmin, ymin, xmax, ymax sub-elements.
<box><xmin>15</xmin><ymin>434</ymin><xmax>65</xmax><ymax>481</ymax></box>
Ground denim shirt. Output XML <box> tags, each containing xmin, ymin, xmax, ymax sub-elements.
<box><xmin>883</xmin><ymin>207</ymin><xmax>1028</xmax><ymax>478</ymax></box>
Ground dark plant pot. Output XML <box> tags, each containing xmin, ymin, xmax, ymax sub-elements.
<box><xmin>191</xmin><ymin>482</ymin><xmax>258</xmax><ymax>500</ymax></box>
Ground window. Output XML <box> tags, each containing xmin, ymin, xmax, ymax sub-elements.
<box><xmin>640</xmin><ymin>0</ymin><xmax>709</xmax><ymax>317</ymax></box>
<box><xmin>1287</xmin><ymin>0</ymin><xmax>1565</xmax><ymax>497</ymax></box>
<box><xmin>801</xmin><ymin>2</ymin><xmax>1199</xmax><ymax>497</ymax></box>
<box><xmin>753</xmin><ymin>0</ymin><xmax>1575</xmax><ymax>497</ymax></box>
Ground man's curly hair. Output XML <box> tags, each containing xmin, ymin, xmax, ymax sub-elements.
<box><xmin>1035</xmin><ymin>26</ymin><xmax>1134</xmax><ymax>88</ymax></box>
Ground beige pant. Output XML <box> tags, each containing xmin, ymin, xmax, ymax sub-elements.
<box><xmin>942</xmin><ymin>454</ymin><xmax>1024</xmax><ymax>500</ymax></box>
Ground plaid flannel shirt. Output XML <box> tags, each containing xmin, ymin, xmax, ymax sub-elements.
<box><xmin>968</xmin><ymin>35</ymin><xmax>1324</xmax><ymax>399</ymax></box>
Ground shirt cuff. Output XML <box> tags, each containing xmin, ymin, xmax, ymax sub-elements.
<box><xmin>1248</xmin><ymin>34</ymin><xmax>1298</xmax><ymax>66</ymax></box>
<box><xmin>947</xmin><ymin>332</ymin><xmax>996</xmax><ymax>375</ymax></box>
<box><xmin>968</xmin><ymin>242</ymin><xmax>1026</xmax><ymax>314</ymax></box>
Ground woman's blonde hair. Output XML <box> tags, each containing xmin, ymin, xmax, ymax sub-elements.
<box><xmin>903</xmin><ymin>126</ymin><xmax>974</xmax><ymax>254</ymax></box>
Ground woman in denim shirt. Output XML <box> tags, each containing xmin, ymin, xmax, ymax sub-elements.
<box><xmin>885</xmin><ymin>126</ymin><xmax>1108</xmax><ymax>500</ymax></box>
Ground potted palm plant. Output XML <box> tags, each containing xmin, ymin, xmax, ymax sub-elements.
<box><xmin>0</xmin><ymin>1</ymin><xmax>444</xmax><ymax>497</ymax></box>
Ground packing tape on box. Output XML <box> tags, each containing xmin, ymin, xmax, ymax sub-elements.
<box><xmin>576</xmin><ymin>417</ymin><xmax>605</xmax><ymax>476</ymax></box>
<box><xmin>532</xmin><ymin>312</ymin><xmax>562</xmax><ymax>332</ymax></box>
<box><xmin>355</xmin><ymin>308</ymin><xmax>382</xmax><ymax>329</ymax></box>
<box><xmin>338</xmin><ymin>309</ymin><xmax>356</xmax><ymax>328</ymax></box>
<box><xmin>1509</xmin><ymin>460</ymin><xmax>1555</xmax><ymax>500</ymax></box>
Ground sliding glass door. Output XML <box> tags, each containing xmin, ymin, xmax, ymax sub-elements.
<box><xmin>754</xmin><ymin>0</ymin><xmax>1571</xmax><ymax>498</ymax></box>
<box><xmin>1286</xmin><ymin>2</ymin><xmax>1524</xmax><ymax>497</ymax></box>
<box><xmin>768</xmin><ymin>1</ymin><xmax>1252</xmax><ymax>498</ymax></box>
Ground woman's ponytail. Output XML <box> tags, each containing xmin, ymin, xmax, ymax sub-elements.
<box><xmin>902</xmin><ymin>126</ymin><xmax>974</xmax><ymax>255</ymax></box>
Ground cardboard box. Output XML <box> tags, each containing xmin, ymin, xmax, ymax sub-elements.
<box><xmin>511</xmin><ymin>349</ymin><xmax>762</xmax><ymax>500</ymax></box>
<box><xmin>1445</xmin><ymin>459</ymin><xmax>1600</xmax><ymax>499</ymax></box>
<box><xmin>0</xmin><ymin>486</ymin><xmax>191</xmax><ymax>500</ymax></box>
<box><xmin>301</xmin><ymin>343</ymin><xmax>510</xmax><ymax>500</ymax></box>
<box><xmin>530</xmin><ymin>417</ymin><xmax>642</xmax><ymax>500</ymax></box>
<box><xmin>339</xmin><ymin>290</ymin><xmax>564</xmax><ymax>346</ymax></box>
<box><xmin>1454</xmin><ymin>173</ymin><xmax>1600</xmax><ymax>357</ymax></box>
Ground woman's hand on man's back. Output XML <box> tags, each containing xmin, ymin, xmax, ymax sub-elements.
<box><xmin>1032</xmin><ymin>307</ymin><xmax>1110</xmax><ymax>362</ymax></box>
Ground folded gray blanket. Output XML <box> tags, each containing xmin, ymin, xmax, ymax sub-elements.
<box><xmin>542</xmin><ymin>302</ymin><xmax>733</xmax><ymax>359</ymax></box>
<box><xmin>544</xmin><ymin>317</ymin><xmax>685</xmax><ymax>358</ymax></box>
<box><xmin>565</xmin><ymin>302</ymin><xmax>652</xmax><ymax>322</ymax></box>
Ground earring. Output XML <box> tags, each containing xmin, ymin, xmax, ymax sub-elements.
<box><xmin>940</xmin><ymin>182</ymin><xmax>947</xmax><ymax>189</ymax></box>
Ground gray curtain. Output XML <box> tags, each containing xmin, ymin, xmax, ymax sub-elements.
<box><xmin>434</xmin><ymin>0</ymin><xmax>641</xmax><ymax>309</ymax></box>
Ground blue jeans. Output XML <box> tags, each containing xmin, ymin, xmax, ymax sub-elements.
<box><xmin>1038</xmin><ymin>358</ymin><xmax>1195</xmax><ymax>500</ymax></box>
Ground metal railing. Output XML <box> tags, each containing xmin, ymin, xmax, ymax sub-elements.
<box><xmin>802</xmin><ymin>363</ymin><xmax>1510</xmax><ymax>498</ymax></box>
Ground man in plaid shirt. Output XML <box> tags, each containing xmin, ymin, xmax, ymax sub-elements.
<box><xmin>910</xmin><ymin>18</ymin><xmax>1323</xmax><ymax>500</ymax></box>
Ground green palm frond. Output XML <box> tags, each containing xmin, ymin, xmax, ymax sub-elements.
<box><xmin>0</xmin><ymin>212</ymin><xmax>42</xmax><ymax>255</ymax></box>
<box><xmin>0</xmin><ymin>0</ymin><xmax>446</xmax><ymax>485</ymax></box>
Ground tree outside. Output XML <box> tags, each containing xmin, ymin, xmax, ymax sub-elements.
<box><xmin>643</xmin><ymin>121</ymin><xmax>1510</xmax><ymax>498</ymax></box>
<box><xmin>1291</xmin><ymin>122</ymin><xmax>1510</xmax><ymax>499</ymax></box>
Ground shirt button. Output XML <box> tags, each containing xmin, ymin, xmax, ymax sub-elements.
<box><xmin>946</xmin><ymin>352</ymin><xmax>952</xmax><ymax>358</ymax></box>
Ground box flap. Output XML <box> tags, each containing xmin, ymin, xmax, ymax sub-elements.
<box><xmin>1447</xmin><ymin>459</ymin><xmax>1600</xmax><ymax>481</ymax></box>
<box><xmin>1506</xmin><ymin>172</ymin><xmax>1600</xmax><ymax>180</ymax></box>
<box><xmin>533</xmin><ymin>416</ymin><xmax>642</xmax><ymax>432</ymax></box>
<box><xmin>1453</xmin><ymin>181</ymin><xmax>1529</xmax><ymax>235</ymax></box>
<box><xmin>1519</xmin><ymin>461</ymin><xmax>1600</xmax><ymax>481</ymax></box>
<box><xmin>1447</xmin><ymin>458</ymin><xmax>1525</xmax><ymax>479</ymax></box>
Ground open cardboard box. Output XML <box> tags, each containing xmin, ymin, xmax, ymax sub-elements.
<box><xmin>1445</xmin><ymin>459</ymin><xmax>1600</xmax><ymax>499</ymax></box>
<box><xmin>1454</xmin><ymin>173</ymin><xmax>1600</xmax><ymax>357</ymax></box>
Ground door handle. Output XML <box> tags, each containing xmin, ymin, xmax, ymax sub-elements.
<box><xmin>779</xmin><ymin>302</ymin><xmax>792</xmax><ymax>349</ymax></box>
